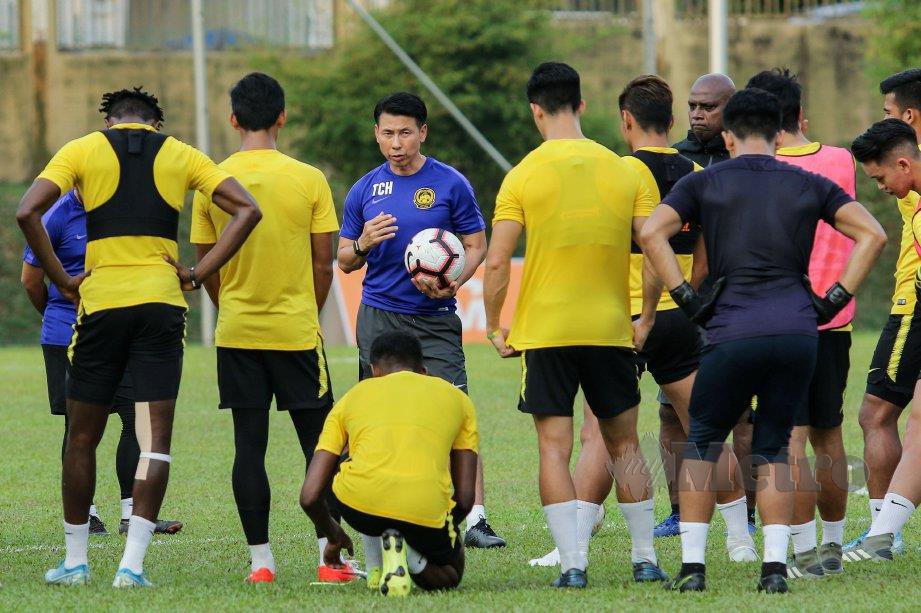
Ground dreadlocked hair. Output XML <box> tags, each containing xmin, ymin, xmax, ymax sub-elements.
<box><xmin>99</xmin><ymin>87</ymin><xmax>164</xmax><ymax>124</ymax></box>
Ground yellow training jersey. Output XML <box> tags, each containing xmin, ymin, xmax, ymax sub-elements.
<box><xmin>37</xmin><ymin>123</ymin><xmax>230</xmax><ymax>314</ymax></box>
<box><xmin>493</xmin><ymin>139</ymin><xmax>655</xmax><ymax>349</ymax></box>
<box><xmin>316</xmin><ymin>371</ymin><xmax>478</xmax><ymax>528</ymax></box>
<box><xmin>623</xmin><ymin>148</ymin><xmax>701</xmax><ymax>316</ymax></box>
<box><xmin>191</xmin><ymin>149</ymin><xmax>339</xmax><ymax>350</ymax></box>
<box><xmin>892</xmin><ymin>189</ymin><xmax>921</xmax><ymax>315</ymax></box>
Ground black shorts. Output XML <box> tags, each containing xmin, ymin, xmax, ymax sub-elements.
<box><xmin>357</xmin><ymin>304</ymin><xmax>467</xmax><ymax>390</ymax></box>
<box><xmin>42</xmin><ymin>344</ymin><xmax>134</xmax><ymax>415</ymax></box>
<box><xmin>796</xmin><ymin>331</ymin><xmax>851</xmax><ymax>428</ymax></box>
<box><xmin>686</xmin><ymin>335</ymin><xmax>817</xmax><ymax>465</ymax></box>
<box><xmin>216</xmin><ymin>341</ymin><xmax>333</xmax><ymax>411</ymax></box>
<box><xmin>866</xmin><ymin>310</ymin><xmax>921</xmax><ymax>408</ymax></box>
<box><xmin>67</xmin><ymin>303</ymin><xmax>185</xmax><ymax>406</ymax></box>
<box><xmin>337</xmin><ymin>498</ymin><xmax>462</xmax><ymax>567</ymax></box>
<box><xmin>518</xmin><ymin>346</ymin><xmax>640</xmax><ymax>419</ymax></box>
<box><xmin>635</xmin><ymin>308</ymin><xmax>701</xmax><ymax>385</ymax></box>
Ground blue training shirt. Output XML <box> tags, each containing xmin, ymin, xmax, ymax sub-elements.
<box><xmin>341</xmin><ymin>157</ymin><xmax>486</xmax><ymax>315</ymax></box>
<box><xmin>22</xmin><ymin>191</ymin><xmax>86</xmax><ymax>346</ymax></box>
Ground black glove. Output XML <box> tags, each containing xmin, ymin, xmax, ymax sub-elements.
<box><xmin>805</xmin><ymin>277</ymin><xmax>853</xmax><ymax>325</ymax></box>
<box><xmin>670</xmin><ymin>278</ymin><xmax>725</xmax><ymax>325</ymax></box>
<box><xmin>670</xmin><ymin>281</ymin><xmax>703</xmax><ymax>322</ymax></box>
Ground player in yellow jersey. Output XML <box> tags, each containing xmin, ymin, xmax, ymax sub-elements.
<box><xmin>18</xmin><ymin>87</ymin><xmax>261</xmax><ymax>587</ymax></box>
<box><xmin>849</xmin><ymin>68</ymin><xmax>921</xmax><ymax>554</ymax></box>
<box><xmin>483</xmin><ymin>62</ymin><xmax>667</xmax><ymax>589</ymax></box>
<box><xmin>190</xmin><ymin>73</ymin><xmax>341</xmax><ymax>584</ymax></box>
<box><xmin>300</xmin><ymin>330</ymin><xmax>478</xmax><ymax>596</ymax></box>
<box><xmin>526</xmin><ymin>75</ymin><xmax>752</xmax><ymax>570</ymax></box>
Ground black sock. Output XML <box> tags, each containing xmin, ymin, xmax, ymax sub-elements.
<box><xmin>680</xmin><ymin>562</ymin><xmax>705</xmax><ymax>576</ymax></box>
<box><xmin>761</xmin><ymin>561</ymin><xmax>786</xmax><ymax>578</ymax></box>
<box><xmin>747</xmin><ymin>507</ymin><xmax>756</xmax><ymax>523</ymax></box>
<box><xmin>671</xmin><ymin>503</ymin><xmax>680</xmax><ymax>516</ymax></box>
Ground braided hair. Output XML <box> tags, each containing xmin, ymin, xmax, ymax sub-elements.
<box><xmin>99</xmin><ymin>86</ymin><xmax>164</xmax><ymax>124</ymax></box>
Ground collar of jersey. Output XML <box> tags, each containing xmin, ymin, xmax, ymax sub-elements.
<box><xmin>636</xmin><ymin>146</ymin><xmax>679</xmax><ymax>154</ymax></box>
<box><xmin>109</xmin><ymin>122</ymin><xmax>157</xmax><ymax>132</ymax></box>
<box><xmin>776</xmin><ymin>141</ymin><xmax>821</xmax><ymax>157</ymax></box>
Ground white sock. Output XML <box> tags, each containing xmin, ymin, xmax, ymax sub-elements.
<box><xmin>249</xmin><ymin>542</ymin><xmax>275</xmax><ymax>573</ymax></box>
<box><xmin>118</xmin><ymin>516</ymin><xmax>155</xmax><ymax>574</ymax></box>
<box><xmin>619</xmin><ymin>499</ymin><xmax>657</xmax><ymax>564</ymax></box>
<box><xmin>405</xmin><ymin>542</ymin><xmax>427</xmax><ymax>574</ymax></box>
<box><xmin>465</xmin><ymin>504</ymin><xmax>486</xmax><ymax>529</ymax></box>
<box><xmin>762</xmin><ymin>524</ymin><xmax>791</xmax><ymax>564</ymax></box>
<box><xmin>120</xmin><ymin>498</ymin><xmax>133</xmax><ymax>521</ymax></box>
<box><xmin>821</xmin><ymin>519</ymin><xmax>845</xmax><ymax>546</ymax></box>
<box><xmin>716</xmin><ymin>496</ymin><xmax>750</xmax><ymax>542</ymax></box>
<box><xmin>317</xmin><ymin>537</ymin><xmax>328</xmax><ymax>562</ymax></box>
<box><xmin>790</xmin><ymin>520</ymin><xmax>817</xmax><ymax>554</ymax></box>
<box><xmin>89</xmin><ymin>504</ymin><xmax>99</xmax><ymax>519</ymax></box>
<box><xmin>362</xmin><ymin>534</ymin><xmax>383</xmax><ymax>571</ymax></box>
<box><xmin>576</xmin><ymin>500</ymin><xmax>600</xmax><ymax>560</ymax></box>
<box><xmin>63</xmin><ymin>521</ymin><xmax>89</xmax><ymax>568</ymax></box>
<box><xmin>679</xmin><ymin>522</ymin><xmax>709</xmax><ymax>565</ymax></box>
<box><xmin>868</xmin><ymin>492</ymin><xmax>916</xmax><ymax>537</ymax></box>
<box><xmin>543</xmin><ymin>500</ymin><xmax>584</xmax><ymax>572</ymax></box>
<box><xmin>870</xmin><ymin>498</ymin><xmax>883</xmax><ymax>523</ymax></box>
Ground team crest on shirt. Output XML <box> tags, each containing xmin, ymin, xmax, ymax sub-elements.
<box><xmin>413</xmin><ymin>187</ymin><xmax>436</xmax><ymax>210</ymax></box>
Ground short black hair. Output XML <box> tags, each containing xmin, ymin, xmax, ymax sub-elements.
<box><xmin>880</xmin><ymin>68</ymin><xmax>921</xmax><ymax>113</ymax></box>
<box><xmin>373</xmin><ymin>92</ymin><xmax>427</xmax><ymax>127</ymax></box>
<box><xmin>745</xmin><ymin>68</ymin><xmax>802</xmax><ymax>133</ymax></box>
<box><xmin>99</xmin><ymin>87</ymin><xmax>164</xmax><ymax>124</ymax></box>
<box><xmin>526</xmin><ymin>62</ymin><xmax>581</xmax><ymax>115</ymax></box>
<box><xmin>722</xmin><ymin>88</ymin><xmax>782</xmax><ymax>141</ymax></box>
<box><xmin>617</xmin><ymin>75</ymin><xmax>673</xmax><ymax>134</ymax></box>
<box><xmin>230</xmin><ymin>72</ymin><xmax>285</xmax><ymax>131</ymax></box>
<box><xmin>852</xmin><ymin>119</ymin><xmax>920</xmax><ymax>164</ymax></box>
<box><xmin>370</xmin><ymin>330</ymin><xmax>424</xmax><ymax>370</ymax></box>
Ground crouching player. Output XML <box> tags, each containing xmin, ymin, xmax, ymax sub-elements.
<box><xmin>300</xmin><ymin>330</ymin><xmax>477</xmax><ymax>596</ymax></box>
<box><xmin>845</xmin><ymin>119</ymin><xmax>921</xmax><ymax>561</ymax></box>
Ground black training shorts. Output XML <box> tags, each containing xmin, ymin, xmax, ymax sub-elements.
<box><xmin>67</xmin><ymin>303</ymin><xmax>186</xmax><ymax>406</ymax></box>
<box><xmin>356</xmin><ymin>303</ymin><xmax>467</xmax><ymax>391</ymax></box>
<box><xmin>796</xmin><ymin>331</ymin><xmax>851</xmax><ymax>428</ymax></box>
<box><xmin>216</xmin><ymin>342</ymin><xmax>333</xmax><ymax>411</ymax></box>
<box><xmin>337</xmin><ymin>497</ymin><xmax>462</xmax><ymax>567</ymax></box>
<box><xmin>635</xmin><ymin>308</ymin><xmax>702</xmax><ymax>385</ymax></box>
<box><xmin>518</xmin><ymin>346</ymin><xmax>640</xmax><ymax>419</ymax></box>
<box><xmin>43</xmin><ymin>344</ymin><xmax>135</xmax><ymax>415</ymax></box>
<box><xmin>686</xmin><ymin>334</ymin><xmax>817</xmax><ymax>465</ymax></box>
<box><xmin>866</xmin><ymin>310</ymin><xmax>921</xmax><ymax>409</ymax></box>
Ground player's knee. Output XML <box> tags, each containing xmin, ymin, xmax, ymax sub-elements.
<box><xmin>579</xmin><ymin>418</ymin><xmax>602</xmax><ymax>446</ymax></box>
<box><xmin>858</xmin><ymin>396</ymin><xmax>901</xmax><ymax>431</ymax></box>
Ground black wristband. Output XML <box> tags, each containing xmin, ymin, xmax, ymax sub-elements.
<box><xmin>353</xmin><ymin>239</ymin><xmax>370</xmax><ymax>257</ymax></box>
<box><xmin>824</xmin><ymin>282</ymin><xmax>852</xmax><ymax>308</ymax></box>
<box><xmin>669</xmin><ymin>281</ymin><xmax>703</xmax><ymax>322</ymax></box>
<box><xmin>189</xmin><ymin>267</ymin><xmax>201</xmax><ymax>290</ymax></box>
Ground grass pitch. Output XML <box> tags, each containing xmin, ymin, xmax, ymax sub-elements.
<box><xmin>1</xmin><ymin>334</ymin><xmax>919</xmax><ymax>611</ymax></box>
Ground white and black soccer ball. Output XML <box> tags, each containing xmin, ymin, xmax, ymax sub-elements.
<box><xmin>404</xmin><ymin>228</ymin><xmax>466</xmax><ymax>289</ymax></box>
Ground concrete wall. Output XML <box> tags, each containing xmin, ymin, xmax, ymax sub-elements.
<box><xmin>0</xmin><ymin>7</ymin><xmax>877</xmax><ymax>183</ymax></box>
<box><xmin>558</xmin><ymin>15</ymin><xmax>875</xmax><ymax>147</ymax></box>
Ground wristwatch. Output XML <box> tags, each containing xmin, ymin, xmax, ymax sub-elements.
<box><xmin>353</xmin><ymin>239</ymin><xmax>370</xmax><ymax>257</ymax></box>
<box><xmin>189</xmin><ymin>267</ymin><xmax>201</xmax><ymax>290</ymax></box>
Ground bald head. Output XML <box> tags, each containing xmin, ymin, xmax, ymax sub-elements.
<box><xmin>688</xmin><ymin>73</ymin><xmax>736</xmax><ymax>142</ymax></box>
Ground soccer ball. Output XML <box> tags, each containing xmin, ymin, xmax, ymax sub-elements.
<box><xmin>404</xmin><ymin>228</ymin><xmax>466</xmax><ymax>289</ymax></box>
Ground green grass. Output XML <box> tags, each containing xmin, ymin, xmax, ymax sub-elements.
<box><xmin>1</xmin><ymin>334</ymin><xmax>919</xmax><ymax>610</ymax></box>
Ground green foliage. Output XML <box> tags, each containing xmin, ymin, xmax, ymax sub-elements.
<box><xmin>268</xmin><ymin>0</ymin><xmax>552</xmax><ymax>222</ymax></box>
<box><xmin>863</xmin><ymin>0</ymin><xmax>921</xmax><ymax>85</ymax></box>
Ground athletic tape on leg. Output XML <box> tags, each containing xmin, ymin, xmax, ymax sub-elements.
<box><xmin>140</xmin><ymin>452</ymin><xmax>171</xmax><ymax>463</ymax></box>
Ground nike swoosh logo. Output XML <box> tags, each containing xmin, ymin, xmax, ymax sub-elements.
<box><xmin>371</xmin><ymin>197</ymin><xmax>390</xmax><ymax>204</ymax></box>
<box><xmin>75</xmin><ymin>235</ymin><xmax>86</xmax><ymax>239</ymax></box>
<box><xmin>868</xmin><ymin>368</ymin><xmax>880</xmax><ymax>373</ymax></box>
<box><xmin>892</xmin><ymin>501</ymin><xmax>909</xmax><ymax>508</ymax></box>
